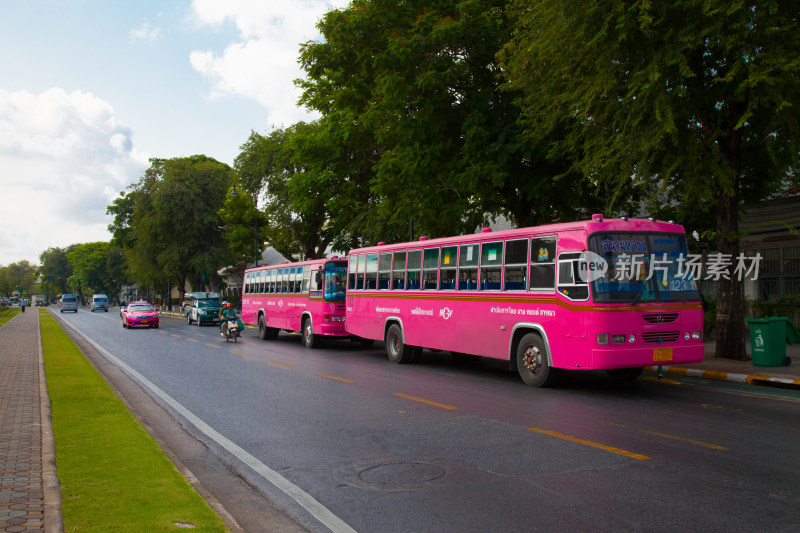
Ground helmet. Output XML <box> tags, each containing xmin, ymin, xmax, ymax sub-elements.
<box><xmin>226</xmin><ymin>302</ymin><xmax>233</xmax><ymax>308</ymax></box>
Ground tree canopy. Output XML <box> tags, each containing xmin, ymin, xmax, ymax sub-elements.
<box><xmin>499</xmin><ymin>0</ymin><xmax>800</xmax><ymax>359</ymax></box>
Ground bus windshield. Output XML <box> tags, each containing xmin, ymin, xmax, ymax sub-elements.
<box><xmin>324</xmin><ymin>261</ymin><xmax>347</xmax><ymax>301</ymax></box>
<box><xmin>588</xmin><ymin>233</ymin><xmax>700</xmax><ymax>303</ymax></box>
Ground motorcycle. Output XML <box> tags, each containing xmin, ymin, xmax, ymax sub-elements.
<box><xmin>221</xmin><ymin>318</ymin><xmax>240</xmax><ymax>343</ymax></box>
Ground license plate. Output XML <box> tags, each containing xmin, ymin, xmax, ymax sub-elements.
<box><xmin>653</xmin><ymin>348</ymin><xmax>673</xmax><ymax>362</ymax></box>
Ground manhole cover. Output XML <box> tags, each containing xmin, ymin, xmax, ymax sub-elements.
<box><xmin>359</xmin><ymin>462</ymin><xmax>445</xmax><ymax>488</ymax></box>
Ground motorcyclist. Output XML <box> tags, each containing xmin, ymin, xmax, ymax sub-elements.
<box><xmin>219</xmin><ymin>302</ymin><xmax>243</xmax><ymax>337</ymax></box>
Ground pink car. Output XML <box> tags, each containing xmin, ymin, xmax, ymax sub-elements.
<box><xmin>121</xmin><ymin>301</ymin><xmax>159</xmax><ymax>329</ymax></box>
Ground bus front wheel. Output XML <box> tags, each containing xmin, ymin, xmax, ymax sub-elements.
<box><xmin>516</xmin><ymin>333</ymin><xmax>557</xmax><ymax>387</ymax></box>
<box><xmin>385</xmin><ymin>324</ymin><xmax>414</xmax><ymax>364</ymax></box>
<box><xmin>302</xmin><ymin>318</ymin><xmax>320</xmax><ymax>349</ymax></box>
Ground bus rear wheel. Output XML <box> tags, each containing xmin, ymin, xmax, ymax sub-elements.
<box><xmin>258</xmin><ymin>316</ymin><xmax>277</xmax><ymax>340</ymax></box>
<box><xmin>516</xmin><ymin>333</ymin><xmax>557</xmax><ymax>387</ymax></box>
<box><xmin>385</xmin><ymin>324</ymin><xmax>414</xmax><ymax>364</ymax></box>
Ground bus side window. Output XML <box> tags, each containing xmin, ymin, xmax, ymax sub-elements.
<box><xmin>259</xmin><ymin>270</ymin><xmax>265</xmax><ymax>293</ymax></box>
<box><xmin>310</xmin><ymin>268</ymin><xmax>321</xmax><ymax>292</ymax></box>
<box><xmin>530</xmin><ymin>236</ymin><xmax>556</xmax><ymax>292</ymax></box>
<box><xmin>557</xmin><ymin>252</ymin><xmax>589</xmax><ymax>300</ymax></box>
<box><xmin>406</xmin><ymin>250</ymin><xmax>421</xmax><ymax>290</ymax></box>
<box><xmin>392</xmin><ymin>251</ymin><xmax>406</xmax><ymax>290</ymax></box>
<box><xmin>356</xmin><ymin>255</ymin><xmax>366</xmax><ymax>290</ymax></box>
<box><xmin>504</xmin><ymin>239</ymin><xmax>528</xmax><ymax>291</ymax></box>
<box><xmin>348</xmin><ymin>256</ymin><xmax>358</xmax><ymax>290</ymax></box>
<box><xmin>268</xmin><ymin>269</ymin><xmax>275</xmax><ymax>293</ymax></box>
<box><xmin>440</xmin><ymin>246</ymin><xmax>456</xmax><ymax>290</ymax></box>
<box><xmin>458</xmin><ymin>243</ymin><xmax>478</xmax><ymax>291</ymax></box>
<box><xmin>302</xmin><ymin>266</ymin><xmax>311</xmax><ymax>293</ymax></box>
<box><xmin>480</xmin><ymin>241</ymin><xmax>503</xmax><ymax>291</ymax></box>
<box><xmin>378</xmin><ymin>253</ymin><xmax>392</xmax><ymax>290</ymax></box>
<box><xmin>422</xmin><ymin>248</ymin><xmax>439</xmax><ymax>290</ymax></box>
<box><xmin>365</xmin><ymin>254</ymin><xmax>378</xmax><ymax>289</ymax></box>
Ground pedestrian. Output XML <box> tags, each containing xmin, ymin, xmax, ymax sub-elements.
<box><xmin>20</xmin><ymin>298</ymin><xmax>26</xmax><ymax>313</ymax></box>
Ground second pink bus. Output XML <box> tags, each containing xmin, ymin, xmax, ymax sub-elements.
<box><xmin>242</xmin><ymin>258</ymin><xmax>349</xmax><ymax>348</ymax></box>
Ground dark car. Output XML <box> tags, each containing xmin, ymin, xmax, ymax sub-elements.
<box><xmin>186</xmin><ymin>296</ymin><xmax>222</xmax><ymax>326</ymax></box>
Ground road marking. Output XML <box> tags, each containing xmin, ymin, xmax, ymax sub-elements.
<box><xmin>232</xmin><ymin>350</ymin><xmax>250</xmax><ymax>357</ymax></box>
<box><xmin>602</xmin><ymin>421</ymin><xmax>729</xmax><ymax>451</ymax></box>
<box><xmin>528</xmin><ymin>428</ymin><xmax>651</xmax><ymax>460</ymax></box>
<box><xmin>642</xmin><ymin>431</ymin><xmax>729</xmax><ymax>450</ymax></box>
<box><xmin>268</xmin><ymin>360</ymin><xmax>293</xmax><ymax>367</ymax></box>
<box><xmin>186</xmin><ymin>338</ymin><xmax>199</xmax><ymax>343</ymax></box>
<box><xmin>64</xmin><ymin>322</ymin><xmax>356</xmax><ymax>533</ymax></box>
<box><xmin>171</xmin><ymin>334</ymin><xmax>181</xmax><ymax>338</ymax></box>
<box><xmin>319</xmin><ymin>373</ymin><xmax>355</xmax><ymax>384</ymax></box>
<box><xmin>158</xmin><ymin>331</ymin><xmax>168</xmax><ymax>335</ymax></box>
<box><xmin>205</xmin><ymin>343</ymin><xmax>221</xmax><ymax>349</ymax></box>
<box><xmin>394</xmin><ymin>393</ymin><xmax>458</xmax><ymax>410</ymax></box>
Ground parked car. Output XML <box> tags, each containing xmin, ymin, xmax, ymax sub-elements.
<box><xmin>185</xmin><ymin>293</ymin><xmax>222</xmax><ymax>326</ymax></box>
<box><xmin>121</xmin><ymin>301</ymin><xmax>159</xmax><ymax>329</ymax></box>
<box><xmin>59</xmin><ymin>294</ymin><xmax>78</xmax><ymax>313</ymax></box>
<box><xmin>90</xmin><ymin>294</ymin><xmax>109</xmax><ymax>312</ymax></box>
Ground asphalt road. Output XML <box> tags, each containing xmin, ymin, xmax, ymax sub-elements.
<box><xmin>53</xmin><ymin>308</ymin><xmax>800</xmax><ymax>533</ymax></box>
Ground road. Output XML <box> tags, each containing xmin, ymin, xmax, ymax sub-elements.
<box><xmin>52</xmin><ymin>309</ymin><xmax>800</xmax><ymax>533</ymax></box>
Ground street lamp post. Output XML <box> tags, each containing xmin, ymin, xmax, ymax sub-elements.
<box><xmin>230</xmin><ymin>185</ymin><xmax>259</xmax><ymax>267</ymax></box>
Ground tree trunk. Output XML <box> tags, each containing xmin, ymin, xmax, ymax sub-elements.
<box><xmin>714</xmin><ymin>179</ymin><xmax>747</xmax><ymax>360</ymax></box>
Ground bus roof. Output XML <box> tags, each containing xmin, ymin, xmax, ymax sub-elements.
<box><xmin>245</xmin><ymin>257</ymin><xmax>347</xmax><ymax>273</ymax></box>
<box><xmin>347</xmin><ymin>216</ymin><xmax>686</xmax><ymax>255</ymax></box>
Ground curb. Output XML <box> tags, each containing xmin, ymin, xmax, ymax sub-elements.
<box><xmin>646</xmin><ymin>365</ymin><xmax>800</xmax><ymax>390</ymax></box>
<box><xmin>37</xmin><ymin>311</ymin><xmax>64</xmax><ymax>533</ymax></box>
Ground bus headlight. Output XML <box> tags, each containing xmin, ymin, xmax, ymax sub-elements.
<box><xmin>684</xmin><ymin>332</ymin><xmax>690</xmax><ymax>341</ymax></box>
<box><xmin>597</xmin><ymin>333</ymin><xmax>609</xmax><ymax>345</ymax></box>
<box><xmin>628</xmin><ymin>334</ymin><xmax>636</xmax><ymax>343</ymax></box>
<box><xmin>692</xmin><ymin>331</ymin><xmax>702</xmax><ymax>340</ymax></box>
<box><xmin>612</xmin><ymin>334</ymin><xmax>626</xmax><ymax>344</ymax></box>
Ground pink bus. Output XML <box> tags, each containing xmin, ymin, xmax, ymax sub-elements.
<box><xmin>344</xmin><ymin>215</ymin><xmax>704</xmax><ymax>386</ymax></box>
<box><xmin>242</xmin><ymin>258</ymin><xmax>348</xmax><ymax>348</ymax></box>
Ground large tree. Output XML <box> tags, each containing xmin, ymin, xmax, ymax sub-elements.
<box><xmin>0</xmin><ymin>261</ymin><xmax>38</xmax><ymax>297</ymax></box>
<box><xmin>298</xmin><ymin>0</ymin><xmax>601</xmax><ymax>242</ymax></box>
<box><xmin>111</xmin><ymin>155</ymin><xmax>236</xmax><ymax>295</ymax></box>
<box><xmin>39</xmin><ymin>246</ymin><xmax>74</xmax><ymax>296</ymax></box>
<box><xmin>501</xmin><ymin>0</ymin><xmax>800</xmax><ymax>359</ymax></box>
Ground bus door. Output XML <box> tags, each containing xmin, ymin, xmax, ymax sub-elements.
<box><xmin>556</xmin><ymin>251</ymin><xmax>590</xmax><ymax>369</ymax></box>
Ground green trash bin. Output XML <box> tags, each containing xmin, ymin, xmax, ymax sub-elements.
<box><xmin>745</xmin><ymin>317</ymin><xmax>796</xmax><ymax>367</ymax></box>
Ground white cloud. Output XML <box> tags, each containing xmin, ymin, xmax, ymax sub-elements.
<box><xmin>0</xmin><ymin>88</ymin><xmax>149</xmax><ymax>265</ymax></box>
<box><xmin>188</xmin><ymin>0</ymin><xmax>349</xmax><ymax>127</ymax></box>
<box><xmin>130</xmin><ymin>22</ymin><xmax>162</xmax><ymax>44</ymax></box>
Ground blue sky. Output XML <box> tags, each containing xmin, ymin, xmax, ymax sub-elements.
<box><xmin>0</xmin><ymin>0</ymin><xmax>347</xmax><ymax>266</ymax></box>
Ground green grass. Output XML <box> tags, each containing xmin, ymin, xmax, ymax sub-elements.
<box><xmin>40</xmin><ymin>315</ymin><xmax>230</xmax><ymax>532</ymax></box>
<box><xmin>0</xmin><ymin>306</ymin><xmax>20</xmax><ymax>326</ymax></box>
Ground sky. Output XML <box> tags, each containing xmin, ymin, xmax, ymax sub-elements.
<box><xmin>0</xmin><ymin>0</ymin><xmax>348</xmax><ymax>267</ymax></box>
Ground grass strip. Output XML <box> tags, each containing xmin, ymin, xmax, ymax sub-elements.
<box><xmin>0</xmin><ymin>306</ymin><xmax>20</xmax><ymax>326</ymax></box>
<box><xmin>40</xmin><ymin>314</ymin><xmax>230</xmax><ymax>532</ymax></box>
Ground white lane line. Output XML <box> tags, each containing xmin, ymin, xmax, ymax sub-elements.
<box><xmin>66</xmin><ymin>322</ymin><xmax>356</xmax><ymax>533</ymax></box>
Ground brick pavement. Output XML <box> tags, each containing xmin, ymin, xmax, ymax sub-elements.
<box><xmin>0</xmin><ymin>309</ymin><xmax>60</xmax><ymax>533</ymax></box>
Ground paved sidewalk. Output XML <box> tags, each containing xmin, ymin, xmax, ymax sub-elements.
<box><xmin>0</xmin><ymin>310</ymin><xmax>60</xmax><ymax>533</ymax></box>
